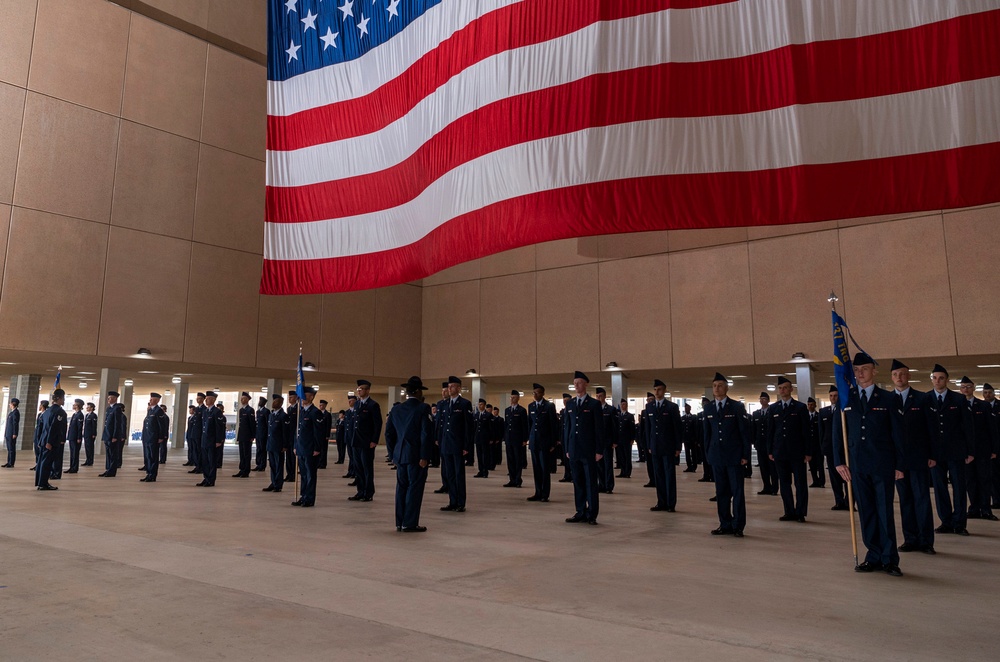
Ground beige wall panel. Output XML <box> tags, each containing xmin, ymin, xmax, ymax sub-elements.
<box><xmin>193</xmin><ymin>145</ymin><xmax>264</xmax><ymax>254</ymax></box>
<box><xmin>0</xmin><ymin>82</ymin><xmax>25</xmax><ymax>204</ymax></box>
<box><xmin>837</xmin><ymin>210</ymin><xmax>939</xmax><ymax>228</ymax></box>
<box><xmin>0</xmin><ymin>0</ymin><xmax>37</xmax><ymax>87</ymax></box>
<box><xmin>208</xmin><ymin>0</ymin><xmax>267</xmax><ymax>55</ymax></box>
<box><xmin>421</xmin><ymin>281</ymin><xmax>480</xmax><ymax>378</ymax></box>
<box><xmin>536</xmin><ymin>264</ymin><xmax>601</xmax><ymax>375</ymax></box>
<box><xmin>480</xmin><ymin>245</ymin><xmax>535</xmax><ymax>278</ymax></box>
<box><xmin>669</xmin><ymin>244</ymin><xmax>754</xmax><ymax>368</ymax></box>
<box><xmin>0</xmin><ymin>204</ymin><xmax>9</xmax><ymax>299</ymax></box>
<box><xmin>320</xmin><ymin>290</ymin><xmax>376</xmax><ymax>376</ymax></box>
<box><xmin>535</xmin><ymin>238</ymin><xmax>599</xmax><ymax>270</ymax></box>
<box><xmin>122</xmin><ymin>15</ymin><xmax>207</xmax><ymax>140</ymax></box>
<box><xmin>255</xmin><ymin>294</ymin><xmax>322</xmax><ymax>371</ymax></box>
<box><xmin>598</xmin><ymin>255</ymin><xmax>672</xmax><ymax>371</ymax></box>
<box><xmin>99</xmin><ymin>227</ymin><xmax>191</xmax><ymax>361</ymax></box>
<box><xmin>839</xmin><ymin>215</ymin><xmax>955</xmax><ymax>358</ymax></box>
<box><xmin>374</xmin><ymin>285</ymin><xmax>422</xmax><ymax>377</ymax></box>
<box><xmin>748</xmin><ymin>230</ymin><xmax>844</xmax><ymax>364</ymax></box>
<box><xmin>943</xmin><ymin>206</ymin><xmax>1000</xmax><ymax>355</ymax></box>
<box><xmin>423</xmin><ymin>259</ymin><xmax>480</xmax><ymax>286</ymax></box>
<box><xmin>480</xmin><ymin>272</ymin><xmax>537</xmax><ymax>376</ymax></box>
<box><xmin>0</xmin><ymin>208</ymin><xmax>107</xmax><ymax>354</ymax></box>
<box><xmin>598</xmin><ymin>231</ymin><xmax>670</xmax><ymax>261</ymax></box>
<box><xmin>143</xmin><ymin>0</ymin><xmax>210</xmax><ymax>27</ymax></box>
<box><xmin>112</xmin><ymin>121</ymin><xmax>199</xmax><ymax>239</ymax></box>
<box><xmin>15</xmin><ymin>93</ymin><xmax>119</xmax><ymax>223</ymax></box>
<box><xmin>202</xmin><ymin>46</ymin><xmax>265</xmax><ymax>159</ymax></box>
<box><xmin>668</xmin><ymin>227</ymin><xmax>748</xmax><ymax>252</ymax></box>
<box><xmin>27</xmin><ymin>0</ymin><xmax>129</xmax><ymax>115</ymax></box>
<box><xmin>746</xmin><ymin>220</ymin><xmax>839</xmax><ymax>241</ymax></box>
<box><xmin>183</xmin><ymin>244</ymin><xmax>260</xmax><ymax>366</ymax></box>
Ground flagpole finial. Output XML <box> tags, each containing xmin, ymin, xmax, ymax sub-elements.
<box><xmin>828</xmin><ymin>291</ymin><xmax>839</xmax><ymax>310</ymax></box>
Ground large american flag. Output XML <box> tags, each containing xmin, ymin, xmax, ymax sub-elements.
<box><xmin>263</xmin><ymin>0</ymin><xmax>1000</xmax><ymax>295</ymax></box>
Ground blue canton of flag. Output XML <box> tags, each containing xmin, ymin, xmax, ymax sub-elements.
<box><xmin>268</xmin><ymin>0</ymin><xmax>442</xmax><ymax>81</ymax></box>
<box><xmin>831</xmin><ymin>311</ymin><xmax>858</xmax><ymax>397</ymax></box>
<box><xmin>296</xmin><ymin>352</ymin><xmax>306</xmax><ymax>401</ymax></box>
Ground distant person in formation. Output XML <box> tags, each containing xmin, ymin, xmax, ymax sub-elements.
<box><xmin>489</xmin><ymin>404</ymin><xmax>503</xmax><ymax>470</ymax></box>
<box><xmin>385</xmin><ymin>376</ymin><xmax>435</xmax><ymax>532</ymax></box>
<box><xmin>697</xmin><ymin>398</ymin><xmax>714</xmax><ymax>484</ymax></box>
<box><xmin>254</xmin><ymin>396</ymin><xmax>269</xmax><ymax>472</ymax></box>
<box><xmin>818</xmin><ymin>386</ymin><xmax>848</xmax><ymax>510</ymax></box>
<box><xmin>807</xmin><ymin>398</ymin><xmax>825</xmax><ymax>488</ymax></box>
<box><xmin>263</xmin><ymin>394</ymin><xmax>287</xmax><ymax>493</ymax></box>
<box><xmin>3</xmin><ymin>398</ymin><xmax>20</xmax><ymax>468</ymax></box>
<box><xmin>926</xmin><ymin>364</ymin><xmax>973</xmax><ymax>537</ymax></box>
<box><xmin>438</xmin><ymin>376</ymin><xmax>474</xmax><ymax>512</ymax></box>
<box><xmin>284</xmin><ymin>391</ymin><xmax>299</xmax><ymax>483</ymax></box>
<box><xmin>140</xmin><ymin>393</ymin><xmax>169</xmax><ymax>483</ymax></box>
<box><xmin>82</xmin><ymin>402</ymin><xmax>97</xmax><ymax>466</ymax></box>
<box><xmin>214</xmin><ymin>402</ymin><xmax>226</xmax><ymax>469</ymax></box>
<box><xmin>833</xmin><ymin>353</ymin><xmax>905</xmax><ymax>577</ymax></box>
<box><xmin>158</xmin><ymin>404</ymin><xmax>170</xmax><ymax>464</ymax></box>
<box><xmin>317</xmin><ymin>399</ymin><xmax>333</xmax><ymax>469</ymax></box>
<box><xmin>184</xmin><ymin>405</ymin><xmax>199</xmax><ymax>471</ymax></box>
<box><xmin>558</xmin><ymin>393</ymin><xmax>573</xmax><ymax>483</ymax></box>
<box><xmin>234</xmin><ymin>392</ymin><xmax>256</xmax><ymax>478</ymax></box>
<box><xmin>349</xmin><ymin>380</ymin><xmax>382</xmax><ymax>502</ymax></box>
<box><xmin>198</xmin><ymin>392</ymin><xmax>224</xmax><ymax>487</ymax></box>
<box><xmin>503</xmin><ymin>390</ymin><xmax>529</xmax><ymax>488</ymax></box>
<box><xmin>99</xmin><ymin>392</ymin><xmax>125</xmax><ymax>478</ymax></box>
<box><xmin>959</xmin><ymin>376</ymin><xmax>998</xmax><ymax>522</ymax></box>
<box><xmin>703</xmin><ymin>373</ymin><xmax>752</xmax><ymax>537</ymax></box>
<box><xmin>334</xmin><ymin>409</ymin><xmax>347</xmax><ymax>466</ymax></box>
<box><xmin>292</xmin><ymin>387</ymin><xmax>323</xmax><ymax>508</ymax></box>
<box><xmin>983</xmin><ymin>383</ymin><xmax>1000</xmax><ymax>511</ymax></box>
<box><xmin>767</xmin><ymin>377</ymin><xmax>811</xmax><ymax>523</ymax></box>
<box><xmin>432</xmin><ymin>383</ymin><xmax>449</xmax><ymax>494</ymax></box>
<box><xmin>343</xmin><ymin>394</ymin><xmax>358</xmax><ymax>483</ymax></box>
<box><xmin>752</xmin><ymin>392</ymin><xmax>777</xmax><ymax>495</ymax></box>
<box><xmin>616</xmin><ymin>400</ymin><xmax>635</xmax><ymax>479</ymax></box>
<box><xmin>472</xmin><ymin>399</ymin><xmax>492</xmax><ymax>478</ymax></box>
<box><xmin>680</xmin><ymin>403</ymin><xmax>700</xmax><ymax>474</ymax></box>
<box><xmin>645</xmin><ymin>380</ymin><xmax>682</xmax><ymax>513</ymax></box>
<box><xmin>563</xmin><ymin>372</ymin><xmax>604</xmax><ymax>525</ymax></box>
<box><xmin>638</xmin><ymin>392</ymin><xmax>653</xmax><ymax>487</ymax></box>
<box><xmin>32</xmin><ymin>400</ymin><xmax>48</xmax><ymax>471</ymax></box>
<box><xmin>889</xmin><ymin>360</ymin><xmax>936</xmax><ymax>554</ymax></box>
<box><xmin>184</xmin><ymin>392</ymin><xmax>205</xmax><ymax>470</ymax></box>
<box><xmin>594</xmin><ymin>387</ymin><xmax>617</xmax><ymax>494</ymax></box>
<box><xmin>65</xmin><ymin>399</ymin><xmax>85</xmax><ymax>475</ymax></box>
<box><xmin>527</xmin><ymin>384</ymin><xmax>559</xmax><ymax>502</ymax></box>
<box><xmin>35</xmin><ymin>390</ymin><xmax>67</xmax><ymax>491</ymax></box>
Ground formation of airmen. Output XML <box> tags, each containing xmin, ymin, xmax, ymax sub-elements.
<box><xmin>5</xmin><ymin>358</ymin><xmax>999</xmax><ymax>573</ymax></box>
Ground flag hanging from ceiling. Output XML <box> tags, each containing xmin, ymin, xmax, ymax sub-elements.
<box><xmin>263</xmin><ymin>0</ymin><xmax>1000</xmax><ymax>294</ymax></box>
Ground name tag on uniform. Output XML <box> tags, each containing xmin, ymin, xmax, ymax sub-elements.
<box><xmin>725</xmin><ymin>414</ymin><xmax>735</xmax><ymax>418</ymax></box>
<box><xmin>844</xmin><ymin>407</ymin><xmax>853</xmax><ymax>411</ymax></box>
<box><xmin>706</xmin><ymin>415</ymin><xmax>713</xmax><ymax>419</ymax></box>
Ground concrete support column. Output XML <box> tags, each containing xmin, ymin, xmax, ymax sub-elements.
<box><xmin>610</xmin><ymin>372</ymin><xmax>629</xmax><ymax>408</ymax></box>
<box><xmin>10</xmin><ymin>374</ymin><xmax>41</xmax><ymax>451</ymax></box>
<box><xmin>95</xmin><ymin>368</ymin><xmax>120</xmax><ymax>456</ymax></box>
<box><xmin>266</xmin><ymin>378</ymin><xmax>283</xmax><ymax>401</ymax></box>
<box><xmin>122</xmin><ymin>381</ymin><xmax>134</xmax><ymax>445</ymax></box>
<box><xmin>470</xmin><ymin>377</ymin><xmax>485</xmax><ymax>405</ymax></box>
<box><xmin>172</xmin><ymin>382</ymin><xmax>189</xmax><ymax>449</ymax></box>
<box><xmin>796</xmin><ymin>364</ymin><xmax>816</xmax><ymax>405</ymax></box>
<box><xmin>388</xmin><ymin>385</ymin><xmax>404</xmax><ymax>406</ymax></box>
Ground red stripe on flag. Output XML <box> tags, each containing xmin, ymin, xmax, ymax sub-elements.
<box><xmin>260</xmin><ymin>142</ymin><xmax>1000</xmax><ymax>294</ymax></box>
<box><xmin>265</xmin><ymin>10</ymin><xmax>1000</xmax><ymax>224</ymax></box>
<box><xmin>266</xmin><ymin>0</ymin><xmax>739</xmax><ymax>151</ymax></box>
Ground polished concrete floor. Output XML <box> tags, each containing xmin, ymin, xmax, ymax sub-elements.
<box><xmin>0</xmin><ymin>445</ymin><xmax>996</xmax><ymax>661</ymax></box>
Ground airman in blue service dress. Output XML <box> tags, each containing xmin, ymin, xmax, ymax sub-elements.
<box><xmin>158</xmin><ymin>404</ymin><xmax>170</xmax><ymax>464</ymax></box>
<box><xmin>703</xmin><ymin>373</ymin><xmax>752</xmax><ymax>536</ymax></box>
<box><xmin>767</xmin><ymin>377</ymin><xmax>811</xmax><ymax>522</ymax></box>
<box><xmin>439</xmin><ymin>376</ymin><xmax>474</xmax><ymax>512</ymax></box>
<box><xmin>292</xmin><ymin>387</ymin><xmax>323</xmax><ymax>507</ymax></box>
<box><xmin>616</xmin><ymin>400</ymin><xmax>635</xmax><ymax>479</ymax></box>
<box><xmin>140</xmin><ymin>393</ymin><xmax>168</xmax><ymax>482</ymax></box>
<box><xmin>833</xmin><ymin>353</ymin><xmax>905</xmax><ymax>576</ymax></box>
<box><xmin>645</xmin><ymin>379</ymin><xmax>682</xmax><ymax>512</ymax></box>
<box><xmin>284</xmin><ymin>392</ymin><xmax>299</xmax><ymax>483</ymax></box>
<box><xmin>385</xmin><ymin>376</ymin><xmax>435</xmax><ymax>531</ymax></box>
<box><xmin>32</xmin><ymin>400</ymin><xmax>48</xmax><ymax>470</ymax></box>
<box><xmin>527</xmin><ymin>384</ymin><xmax>559</xmax><ymax>502</ymax></box>
<box><xmin>235</xmin><ymin>392</ymin><xmax>256</xmax><ymax>477</ymax></box>
<box><xmin>66</xmin><ymin>399</ymin><xmax>85</xmax><ymax>473</ymax></box>
<box><xmin>433</xmin><ymin>383</ymin><xmax>449</xmax><ymax>494</ymax></box>
<box><xmin>752</xmin><ymin>392</ymin><xmax>777</xmax><ymax>495</ymax></box>
<box><xmin>926</xmin><ymin>364</ymin><xmax>974</xmax><ymax>536</ymax></box>
<box><xmin>83</xmin><ymin>403</ymin><xmax>98</xmax><ymax>466</ymax></box>
<box><xmin>959</xmin><ymin>376</ymin><xmax>999</xmax><ymax>521</ymax></box>
<box><xmin>348</xmin><ymin>379</ymin><xmax>382</xmax><ymax>502</ymax></box>
<box><xmin>343</xmin><ymin>394</ymin><xmax>358</xmax><ymax>482</ymax></box>
<box><xmin>317</xmin><ymin>399</ymin><xmax>333</xmax><ymax>469</ymax></box>
<box><xmin>35</xmin><ymin>390</ymin><xmax>67</xmax><ymax>491</ymax></box>
<box><xmin>3</xmin><ymin>398</ymin><xmax>20</xmax><ymax>468</ymax></box>
<box><xmin>504</xmin><ymin>390</ymin><xmax>529</xmax><ymax>488</ymax></box>
<box><xmin>595</xmin><ymin>387</ymin><xmax>616</xmax><ymax>494</ymax></box>
<box><xmin>198</xmin><ymin>392</ymin><xmax>224</xmax><ymax>487</ymax></box>
<box><xmin>185</xmin><ymin>392</ymin><xmax>205</xmax><ymax>469</ymax></box>
<box><xmin>472</xmin><ymin>399</ymin><xmax>492</xmax><ymax>478</ymax></box>
<box><xmin>255</xmin><ymin>396</ymin><xmax>269</xmax><ymax>472</ymax></box>
<box><xmin>807</xmin><ymin>398</ymin><xmax>824</xmax><ymax>487</ymax></box>
<box><xmin>818</xmin><ymin>386</ymin><xmax>847</xmax><ymax>510</ymax></box>
<box><xmin>680</xmin><ymin>403</ymin><xmax>700</xmax><ymax>474</ymax></box>
<box><xmin>99</xmin><ymin>392</ymin><xmax>126</xmax><ymax>477</ymax></box>
<box><xmin>889</xmin><ymin>360</ymin><xmax>936</xmax><ymax>553</ymax></box>
<box><xmin>263</xmin><ymin>395</ymin><xmax>287</xmax><ymax>493</ymax></box>
<box><xmin>564</xmin><ymin>371</ymin><xmax>604</xmax><ymax>525</ymax></box>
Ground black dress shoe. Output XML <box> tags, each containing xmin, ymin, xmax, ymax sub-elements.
<box><xmin>756</xmin><ymin>489</ymin><xmax>770</xmax><ymax>495</ymax></box>
<box><xmin>527</xmin><ymin>495</ymin><xmax>541</xmax><ymax>501</ymax></box>
<box><xmin>402</xmin><ymin>526</ymin><xmax>427</xmax><ymax>532</ymax></box>
<box><xmin>361</xmin><ymin>497</ymin><xmax>373</xmax><ymax>502</ymax></box>
<box><xmin>587</xmin><ymin>519</ymin><xmax>598</xmax><ymax>525</ymax></box>
<box><xmin>187</xmin><ymin>469</ymin><xmax>200</xmax><ymax>474</ymax></box>
<box><xmin>854</xmin><ymin>561</ymin><xmax>883</xmax><ymax>572</ymax></box>
<box><xmin>733</xmin><ymin>530</ymin><xmax>744</xmax><ymax>538</ymax></box>
<box><xmin>697</xmin><ymin>477</ymin><xmax>712</xmax><ymax>482</ymax></box>
<box><xmin>797</xmin><ymin>516</ymin><xmax>806</xmax><ymax>523</ymax></box>
<box><xmin>262</xmin><ymin>485</ymin><xmax>275</xmax><ymax>492</ymax></box>
<box><xmin>666</xmin><ymin>507</ymin><xmax>675</xmax><ymax>512</ymax></box>
<box><xmin>348</xmin><ymin>480</ymin><xmax>358</xmax><ymax>486</ymax></box>
<box><xmin>650</xmin><ymin>505</ymin><xmax>667</xmax><ymax>511</ymax></box>
<box><xmin>982</xmin><ymin>513</ymin><xmax>999</xmax><ymax>521</ymax></box>
<box><xmin>396</xmin><ymin>526</ymin><xmax>403</xmax><ymax>532</ymax></box>
<box><xmin>342</xmin><ymin>473</ymin><xmax>352</xmax><ymax>478</ymax></box>
<box><xmin>348</xmin><ymin>495</ymin><xmax>362</xmax><ymax>501</ymax></box>
<box><xmin>883</xmin><ymin>564</ymin><xmax>903</xmax><ymax>577</ymax></box>
<box><xmin>954</xmin><ymin>527</ymin><xmax>970</xmax><ymax>536</ymax></box>
<box><xmin>565</xmin><ymin>515</ymin><xmax>586</xmax><ymax>523</ymax></box>
<box><xmin>98</xmin><ymin>472</ymin><xmax>108</xmax><ymax>477</ymax></box>
<box><xmin>502</xmin><ymin>482</ymin><xmax>515</xmax><ymax>487</ymax></box>
<box><xmin>643</xmin><ymin>482</ymin><xmax>655</xmax><ymax>488</ymax></box>
<box><xmin>301</xmin><ymin>502</ymin><xmax>314</xmax><ymax>508</ymax></box>
<box><xmin>433</xmin><ymin>487</ymin><xmax>448</xmax><ymax>493</ymax></box>
<box><xmin>140</xmin><ymin>477</ymin><xmax>149</xmax><ymax>482</ymax></box>
<box><xmin>934</xmin><ymin>524</ymin><xmax>954</xmax><ymax>534</ymax></box>
<box><xmin>455</xmin><ymin>506</ymin><xmax>465</xmax><ymax>512</ymax></box>
<box><xmin>232</xmin><ymin>472</ymin><xmax>243</xmax><ymax>478</ymax></box>
<box><xmin>711</xmin><ymin>527</ymin><xmax>734</xmax><ymax>536</ymax></box>
<box><xmin>66</xmin><ymin>469</ymin><xmax>78</xmax><ymax>474</ymax></box>
<box><xmin>920</xmin><ymin>545</ymin><xmax>936</xmax><ymax>555</ymax></box>
<box><xmin>779</xmin><ymin>515</ymin><xmax>797</xmax><ymax>521</ymax></box>
<box><xmin>291</xmin><ymin>500</ymin><xmax>303</xmax><ymax>506</ymax></box>
<box><xmin>831</xmin><ymin>504</ymin><xmax>849</xmax><ymax>511</ymax></box>
<box><xmin>138</xmin><ymin>467</ymin><xmax>147</xmax><ymax>471</ymax></box>
<box><xmin>182</xmin><ymin>462</ymin><xmax>194</xmax><ymax>467</ymax></box>
<box><xmin>709</xmin><ymin>496</ymin><xmax>717</xmax><ymax>502</ymax></box>
<box><xmin>440</xmin><ymin>505</ymin><xmax>457</xmax><ymax>511</ymax></box>
<box><xmin>146</xmin><ymin>477</ymin><xmax>156</xmax><ymax>482</ymax></box>
<box><xmin>558</xmin><ymin>478</ymin><xmax>572</xmax><ymax>483</ymax></box>
<box><xmin>196</xmin><ymin>481</ymin><xmax>207</xmax><ymax>486</ymax></box>
<box><xmin>38</xmin><ymin>484</ymin><xmax>59</xmax><ymax>491</ymax></box>
<box><xmin>284</xmin><ymin>476</ymin><xmax>294</xmax><ymax>482</ymax></box>
<box><xmin>898</xmin><ymin>542</ymin><xmax>919</xmax><ymax>552</ymax></box>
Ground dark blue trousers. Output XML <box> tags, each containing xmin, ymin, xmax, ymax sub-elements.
<box><xmin>600</xmin><ymin>448</ymin><xmax>615</xmax><ymax>492</ymax></box>
<box><xmin>855</xmin><ymin>471</ymin><xmax>899</xmax><ymax>566</ymax></box>
<box><xmin>530</xmin><ymin>447</ymin><xmax>551</xmax><ymax>499</ymax></box>
<box><xmin>353</xmin><ymin>445</ymin><xmax>375</xmax><ymax>498</ymax></box>
<box><xmin>104</xmin><ymin>442</ymin><xmax>118</xmax><ymax>476</ymax></box>
<box><xmin>570</xmin><ymin>457</ymin><xmax>600</xmax><ymax>520</ymax></box>
<box><xmin>713</xmin><ymin>464</ymin><xmax>746</xmax><ymax>532</ymax></box>
<box><xmin>298</xmin><ymin>453</ymin><xmax>318</xmax><ymax>505</ymax></box>
<box><xmin>158</xmin><ymin>440</ymin><xmax>167</xmax><ymax>464</ymax></box>
<box><xmin>237</xmin><ymin>438</ymin><xmax>253</xmax><ymax>475</ymax></box>
<box><xmin>346</xmin><ymin>443</ymin><xmax>356</xmax><ymax>477</ymax></box>
<box><xmin>475</xmin><ymin>441</ymin><xmax>490</xmax><ymax>476</ymax></box>
<box><xmin>284</xmin><ymin>447</ymin><xmax>295</xmax><ymax>480</ymax></box>
<box><xmin>363</xmin><ymin>445</ymin><xmax>376</xmax><ymax>499</ymax></box>
<box><xmin>68</xmin><ymin>440</ymin><xmax>81</xmax><ymax>472</ymax></box>
<box><xmin>142</xmin><ymin>439</ymin><xmax>157</xmax><ymax>477</ymax></box>
<box><xmin>36</xmin><ymin>445</ymin><xmax>56</xmax><ymax>487</ymax></box>
<box><xmin>506</xmin><ymin>441</ymin><xmax>523</xmax><ymax>486</ymax></box>
<box><xmin>441</xmin><ymin>452</ymin><xmax>466</xmax><ymax>508</ymax></box>
<box><xmin>84</xmin><ymin>436</ymin><xmax>95</xmax><ymax>465</ymax></box>
<box><xmin>255</xmin><ymin>438</ymin><xmax>267</xmax><ymax>470</ymax></box>
<box><xmin>4</xmin><ymin>441</ymin><xmax>14</xmax><ymax>466</ymax></box>
<box><xmin>187</xmin><ymin>440</ymin><xmax>198</xmax><ymax>466</ymax></box>
<box><xmin>268</xmin><ymin>449</ymin><xmax>284</xmax><ymax>490</ymax></box>
<box><xmin>52</xmin><ymin>442</ymin><xmax>65</xmax><ymax>478</ymax></box>
<box><xmin>650</xmin><ymin>454</ymin><xmax>677</xmax><ymax>509</ymax></box>
<box><xmin>825</xmin><ymin>452</ymin><xmax>847</xmax><ymax>507</ymax></box>
<box><xmin>201</xmin><ymin>443</ymin><xmax>217</xmax><ymax>484</ymax></box>
<box><xmin>774</xmin><ymin>459</ymin><xmax>809</xmax><ymax>517</ymax></box>
<box><xmin>896</xmin><ymin>467</ymin><xmax>934</xmax><ymax>547</ymax></box>
<box><xmin>966</xmin><ymin>455</ymin><xmax>994</xmax><ymax>516</ymax></box>
<box><xmin>395</xmin><ymin>463</ymin><xmax>428</xmax><ymax>528</ymax></box>
<box><xmin>932</xmin><ymin>460</ymin><xmax>967</xmax><ymax>528</ymax></box>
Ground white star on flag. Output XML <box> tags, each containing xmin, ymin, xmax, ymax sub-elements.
<box><xmin>301</xmin><ymin>9</ymin><xmax>318</xmax><ymax>32</ymax></box>
<box><xmin>286</xmin><ymin>39</ymin><xmax>301</xmax><ymax>62</ymax></box>
<box><xmin>284</xmin><ymin>0</ymin><xmax>297</xmax><ymax>14</ymax></box>
<box><xmin>320</xmin><ymin>26</ymin><xmax>339</xmax><ymax>50</ymax></box>
<box><xmin>387</xmin><ymin>0</ymin><xmax>400</xmax><ymax>21</ymax></box>
<box><xmin>357</xmin><ymin>13</ymin><xmax>370</xmax><ymax>36</ymax></box>
<box><xmin>338</xmin><ymin>0</ymin><xmax>354</xmax><ymax>20</ymax></box>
